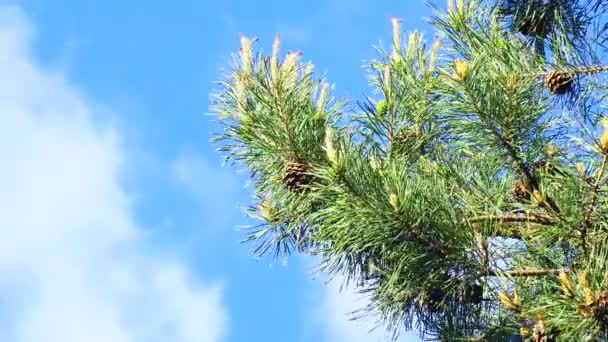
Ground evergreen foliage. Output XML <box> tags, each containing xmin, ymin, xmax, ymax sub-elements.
<box><xmin>211</xmin><ymin>0</ymin><xmax>608</xmax><ymax>340</ymax></box>
<box><xmin>495</xmin><ymin>0</ymin><xmax>607</xmax><ymax>60</ymax></box>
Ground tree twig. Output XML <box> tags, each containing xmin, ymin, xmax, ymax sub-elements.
<box><xmin>461</xmin><ymin>83</ymin><xmax>537</xmax><ymax>188</ymax></box>
<box><xmin>493</xmin><ymin>228</ymin><xmax>522</xmax><ymax>239</ymax></box>
<box><xmin>579</xmin><ymin>154</ymin><xmax>608</xmax><ymax>257</ymax></box>
<box><xmin>406</xmin><ymin>225</ymin><xmax>450</xmax><ymax>258</ymax></box>
<box><xmin>484</xmin><ymin>268</ymin><xmax>562</xmax><ymax>277</ymax></box>
<box><xmin>582</xmin><ymin>154</ymin><xmax>608</xmax><ymax>227</ymax></box>
<box><xmin>466</xmin><ymin>214</ymin><xmax>558</xmax><ymax>225</ymax></box>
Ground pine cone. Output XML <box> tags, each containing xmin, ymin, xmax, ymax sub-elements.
<box><xmin>391</xmin><ymin>127</ymin><xmax>419</xmax><ymax>156</ymax></box>
<box><xmin>544</xmin><ymin>70</ymin><xmax>575</xmax><ymax>95</ymax></box>
<box><xmin>420</xmin><ymin>287</ymin><xmax>445</xmax><ymax>311</ymax></box>
<box><xmin>283</xmin><ymin>159</ymin><xmax>314</xmax><ymax>192</ymax></box>
<box><xmin>463</xmin><ymin>283</ymin><xmax>484</xmax><ymax>305</ymax></box>
<box><xmin>513</xmin><ymin>180</ymin><xmax>528</xmax><ymax>200</ymax></box>
<box><xmin>517</xmin><ymin>16</ymin><xmax>551</xmax><ymax>37</ymax></box>
<box><xmin>508</xmin><ymin>1</ymin><xmax>554</xmax><ymax>38</ymax></box>
<box><xmin>594</xmin><ymin>292</ymin><xmax>608</xmax><ymax>330</ymax></box>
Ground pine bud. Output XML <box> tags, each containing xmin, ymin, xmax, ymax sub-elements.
<box><xmin>546</xmin><ymin>143</ymin><xmax>557</xmax><ymax>158</ymax></box>
<box><xmin>370</xmin><ymin>156</ymin><xmax>382</xmax><ymax>171</ymax></box>
<box><xmin>376</xmin><ymin>100</ymin><xmax>388</xmax><ymax>116</ymax></box>
<box><xmin>579</xmin><ymin>272</ymin><xmax>595</xmax><ymax>306</ymax></box>
<box><xmin>447</xmin><ymin>0</ymin><xmax>455</xmax><ymax>15</ymax></box>
<box><xmin>234</xmin><ymin>75</ymin><xmax>248</xmax><ymax>116</ymax></box>
<box><xmin>257</xmin><ymin>56</ymin><xmax>267</xmax><ymax>75</ymax></box>
<box><xmin>428</xmin><ymin>36</ymin><xmax>441</xmax><ymax>72</ymax></box>
<box><xmin>389</xmin><ymin>193</ymin><xmax>400</xmax><ymax>213</ymax></box>
<box><xmin>406</xmin><ymin>32</ymin><xmax>420</xmax><ymax>63</ymax></box>
<box><xmin>453</xmin><ymin>59</ymin><xmax>470</xmax><ymax>82</ymax></box>
<box><xmin>559</xmin><ymin>270</ymin><xmax>574</xmax><ymax>298</ymax></box>
<box><xmin>533</xmin><ymin>316</ymin><xmax>547</xmax><ymax>339</ymax></box>
<box><xmin>600</xmin><ymin>125</ymin><xmax>608</xmax><ymax>155</ymax></box>
<box><xmin>324</xmin><ymin>128</ymin><xmax>339</xmax><ymax>167</ymax></box>
<box><xmin>456</xmin><ymin>0</ymin><xmax>466</xmax><ymax>14</ymax></box>
<box><xmin>506</xmin><ymin>74</ymin><xmax>519</xmax><ymax>91</ymax></box>
<box><xmin>259</xmin><ymin>203</ymin><xmax>272</xmax><ymax>219</ymax></box>
<box><xmin>577</xmin><ymin>162</ymin><xmax>587</xmax><ymax>179</ymax></box>
<box><xmin>389</xmin><ymin>16</ymin><xmax>402</xmax><ymax>62</ymax></box>
<box><xmin>383</xmin><ymin>64</ymin><xmax>392</xmax><ymax>94</ymax></box>
<box><xmin>448</xmin><ymin>0</ymin><xmax>467</xmax><ymax>17</ymax></box>
<box><xmin>532</xmin><ymin>189</ymin><xmax>544</xmax><ymax>204</ymax></box>
<box><xmin>300</xmin><ymin>63</ymin><xmax>314</xmax><ymax>95</ymax></box>
<box><xmin>283</xmin><ymin>51</ymin><xmax>300</xmax><ymax>72</ymax></box>
<box><xmin>239</xmin><ymin>33</ymin><xmax>258</xmax><ymax>78</ymax></box>
<box><xmin>259</xmin><ymin>201</ymin><xmax>278</xmax><ymax>225</ymax></box>
<box><xmin>303</xmin><ymin>63</ymin><xmax>314</xmax><ymax>81</ymax></box>
<box><xmin>282</xmin><ymin>51</ymin><xmax>301</xmax><ymax>89</ymax></box>
<box><xmin>315</xmin><ymin>83</ymin><xmax>330</xmax><ymax>117</ymax></box>
<box><xmin>513</xmin><ymin>290</ymin><xmax>522</xmax><ymax>307</ymax></box>
<box><xmin>499</xmin><ymin>291</ymin><xmax>519</xmax><ymax>310</ymax></box>
<box><xmin>271</xmin><ymin>35</ymin><xmax>281</xmax><ymax>86</ymax></box>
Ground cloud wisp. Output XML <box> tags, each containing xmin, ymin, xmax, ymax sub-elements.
<box><xmin>314</xmin><ymin>273</ymin><xmax>419</xmax><ymax>342</ymax></box>
<box><xmin>0</xmin><ymin>6</ymin><xmax>228</xmax><ymax>342</ymax></box>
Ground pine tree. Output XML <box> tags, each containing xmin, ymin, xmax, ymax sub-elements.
<box><xmin>211</xmin><ymin>0</ymin><xmax>608</xmax><ymax>340</ymax></box>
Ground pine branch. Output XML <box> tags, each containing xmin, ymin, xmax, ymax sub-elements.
<box><xmin>273</xmin><ymin>82</ymin><xmax>297</xmax><ymax>158</ymax></box>
<box><xmin>583</xmin><ymin>154</ymin><xmax>608</xmax><ymax>225</ymax></box>
<box><xmin>581</xmin><ymin>153</ymin><xmax>608</xmax><ymax>254</ymax></box>
<box><xmin>460</xmin><ymin>81</ymin><xmax>562</xmax><ymax>214</ymax></box>
<box><xmin>335</xmin><ymin>156</ymin><xmax>451</xmax><ymax>258</ymax></box>
<box><xmin>461</xmin><ymin>82</ymin><xmax>538</xmax><ymax>190</ymax></box>
<box><xmin>485</xmin><ymin>268</ymin><xmax>563</xmax><ymax>277</ymax></box>
<box><xmin>466</xmin><ymin>214</ymin><xmax>558</xmax><ymax>225</ymax></box>
<box><xmin>493</xmin><ymin>228</ymin><xmax>522</xmax><ymax>239</ymax></box>
<box><xmin>405</xmin><ymin>224</ymin><xmax>450</xmax><ymax>258</ymax></box>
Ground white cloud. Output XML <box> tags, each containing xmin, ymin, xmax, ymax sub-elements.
<box><xmin>316</xmin><ymin>276</ymin><xmax>391</xmax><ymax>342</ymax></box>
<box><xmin>0</xmin><ymin>6</ymin><xmax>228</xmax><ymax>342</ymax></box>
<box><xmin>316</xmin><ymin>275</ymin><xmax>421</xmax><ymax>342</ymax></box>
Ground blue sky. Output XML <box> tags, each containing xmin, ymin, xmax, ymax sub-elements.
<box><xmin>0</xmin><ymin>1</ymin><xmax>436</xmax><ymax>341</ymax></box>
